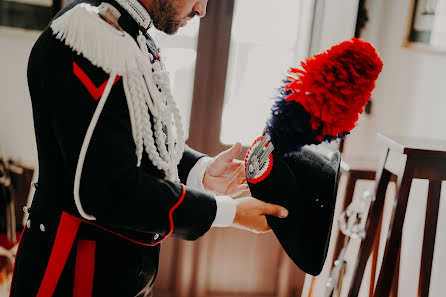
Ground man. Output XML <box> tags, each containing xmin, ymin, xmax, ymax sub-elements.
<box><xmin>9</xmin><ymin>0</ymin><xmax>288</xmax><ymax>296</ymax></box>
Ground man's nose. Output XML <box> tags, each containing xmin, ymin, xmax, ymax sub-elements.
<box><xmin>193</xmin><ymin>0</ymin><xmax>208</xmax><ymax>17</ymax></box>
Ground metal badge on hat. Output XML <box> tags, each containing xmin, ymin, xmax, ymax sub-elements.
<box><xmin>245</xmin><ymin>134</ymin><xmax>274</xmax><ymax>184</ymax></box>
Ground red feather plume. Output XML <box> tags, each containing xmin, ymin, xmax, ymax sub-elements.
<box><xmin>284</xmin><ymin>38</ymin><xmax>383</xmax><ymax>138</ymax></box>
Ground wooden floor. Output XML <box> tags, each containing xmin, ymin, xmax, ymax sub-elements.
<box><xmin>153</xmin><ymin>224</ymin><xmax>305</xmax><ymax>297</ymax></box>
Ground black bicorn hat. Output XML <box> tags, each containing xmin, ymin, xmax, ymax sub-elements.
<box><xmin>245</xmin><ymin>135</ymin><xmax>341</xmax><ymax>275</ymax></box>
<box><xmin>243</xmin><ymin>38</ymin><xmax>382</xmax><ymax>275</ymax></box>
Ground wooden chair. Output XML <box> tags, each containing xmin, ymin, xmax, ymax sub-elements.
<box><xmin>348</xmin><ymin>133</ymin><xmax>446</xmax><ymax>297</ymax></box>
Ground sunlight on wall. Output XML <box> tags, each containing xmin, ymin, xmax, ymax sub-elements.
<box><xmin>431</xmin><ymin>0</ymin><xmax>446</xmax><ymax>48</ymax></box>
<box><xmin>0</xmin><ymin>26</ymin><xmax>40</xmax><ymax>167</ymax></box>
<box><xmin>220</xmin><ymin>0</ymin><xmax>315</xmax><ymax>145</ymax></box>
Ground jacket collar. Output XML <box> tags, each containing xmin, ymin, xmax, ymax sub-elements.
<box><xmin>102</xmin><ymin>0</ymin><xmax>149</xmax><ymax>38</ymax></box>
<box><xmin>103</xmin><ymin>0</ymin><xmax>159</xmax><ymax>56</ymax></box>
<box><xmin>115</xmin><ymin>0</ymin><xmax>152</xmax><ymax>30</ymax></box>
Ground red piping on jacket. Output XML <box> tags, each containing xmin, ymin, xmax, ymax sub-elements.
<box><xmin>164</xmin><ymin>183</ymin><xmax>187</xmax><ymax>239</ymax></box>
<box><xmin>77</xmin><ymin>184</ymin><xmax>186</xmax><ymax>246</ymax></box>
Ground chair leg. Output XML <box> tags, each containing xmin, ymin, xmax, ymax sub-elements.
<box><xmin>369</xmin><ymin>215</ymin><xmax>382</xmax><ymax>297</ymax></box>
<box><xmin>418</xmin><ymin>180</ymin><xmax>442</xmax><ymax>297</ymax></box>
<box><xmin>332</xmin><ymin>173</ymin><xmax>357</xmax><ymax>267</ymax></box>
<box><xmin>348</xmin><ymin>168</ymin><xmax>392</xmax><ymax>297</ymax></box>
<box><xmin>390</xmin><ymin>247</ymin><xmax>400</xmax><ymax>297</ymax></box>
<box><xmin>373</xmin><ymin>160</ymin><xmax>415</xmax><ymax>297</ymax></box>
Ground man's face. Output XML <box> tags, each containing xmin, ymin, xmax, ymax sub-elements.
<box><xmin>150</xmin><ymin>0</ymin><xmax>208</xmax><ymax>35</ymax></box>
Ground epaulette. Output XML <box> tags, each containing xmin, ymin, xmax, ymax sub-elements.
<box><xmin>50</xmin><ymin>3</ymin><xmax>145</xmax><ymax>75</ymax></box>
<box><xmin>51</xmin><ymin>2</ymin><xmax>185</xmax><ymax>221</ymax></box>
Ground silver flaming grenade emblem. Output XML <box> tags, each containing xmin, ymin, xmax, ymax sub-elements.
<box><xmin>245</xmin><ymin>134</ymin><xmax>274</xmax><ymax>184</ymax></box>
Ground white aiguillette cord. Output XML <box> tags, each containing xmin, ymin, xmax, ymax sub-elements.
<box><xmin>73</xmin><ymin>73</ymin><xmax>117</xmax><ymax>221</ymax></box>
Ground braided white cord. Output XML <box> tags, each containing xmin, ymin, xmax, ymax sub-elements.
<box><xmin>124</xmin><ymin>73</ymin><xmax>144</xmax><ymax>166</ymax></box>
<box><xmin>142</xmin><ymin>53</ymin><xmax>185</xmax><ymax>161</ymax></box>
<box><xmin>133</xmin><ymin>33</ymin><xmax>184</xmax><ymax>182</ymax></box>
<box><xmin>135</xmin><ymin>35</ymin><xmax>171</xmax><ymax>164</ymax></box>
<box><xmin>152</xmin><ymin>62</ymin><xmax>185</xmax><ymax>164</ymax></box>
<box><xmin>74</xmin><ymin>73</ymin><xmax>118</xmax><ymax>220</ymax></box>
<box><xmin>125</xmin><ymin>67</ymin><xmax>174</xmax><ymax>174</ymax></box>
<box><xmin>150</xmin><ymin>63</ymin><xmax>172</xmax><ymax>162</ymax></box>
<box><xmin>127</xmin><ymin>57</ymin><xmax>177</xmax><ymax>176</ymax></box>
<box><xmin>135</xmin><ymin>76</ymin><xmax>167</xmax><ymax>169</ymax></box>
<box><xmin>141</xmin><ymin>69</ymin><xmax>180</xmax><ymax>180</ymax></box>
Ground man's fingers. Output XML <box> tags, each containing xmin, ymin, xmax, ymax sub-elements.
<box><xmin>261</xmin><ymin>203</ymin><xmax>288</xmax><ymax>218</ymax></box>
<box><xmin>220</xmin><ymin>142</ymin><xmax>242</xmax><ymax>162</ymax></box>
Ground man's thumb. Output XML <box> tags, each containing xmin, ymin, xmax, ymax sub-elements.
<box><xmin>262</xmin><ymin>203</ymin><xmax>288</xmax><ymax>218</ymax></box>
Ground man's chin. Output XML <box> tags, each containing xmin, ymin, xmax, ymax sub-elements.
<box><xmin>153</xmin><ymin>21</ymin><xmax>181</xmax><ymax>35</ymax></box>
<box><xmin>165</xmin><ymin>28</ymin><xmax>180</xmax><ymax>35</ymax></box>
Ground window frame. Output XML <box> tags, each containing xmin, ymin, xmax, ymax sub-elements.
<box><xmin>187</xmin><ymin>0</ymin><xmax>317</xmax><ymax>157</ymax></box>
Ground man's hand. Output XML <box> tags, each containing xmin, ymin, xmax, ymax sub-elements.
<box><xmin>232</xmin><ymin>197</ymin><xmax>288</xmax><ymax>233</ymax></box>
<box><xmin>203</xmin><ymin>142</ymin><xmax>250</xmax><ymax>198</ymax></box>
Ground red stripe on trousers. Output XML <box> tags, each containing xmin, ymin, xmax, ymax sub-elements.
<box><xmin>33</xmin><ymin>184</ymin><xmax>186</xmax><ymax>296</ymax></box>
<box><xmin>36</xmin><ymin>213</ymin><xmax>80</xmax><ymax>297</ymax></box>
<box><xmin>73</xmin><ymin>240</ymin><xmax>96</xmax><ymax>297</ymax></box>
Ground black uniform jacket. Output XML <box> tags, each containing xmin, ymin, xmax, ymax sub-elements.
<box><xmin>10</xmin><ymin>1</ymin><xmax>217</xmax><ymax>296</ymax></box>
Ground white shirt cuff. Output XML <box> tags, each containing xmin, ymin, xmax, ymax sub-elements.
<box><xmin>186</xmin><ymin>157</ymin><xmax>213</xmax><ymax>192</ymax></box>
<box><xmin>212</xmin><ymin>195</ymin><xmax>237</xmax><ymax>227</ymax></box>
<box><xmin>186</xmin><ymin>157</ymin><xmax>236</xmax><ymax>227</ymax></box>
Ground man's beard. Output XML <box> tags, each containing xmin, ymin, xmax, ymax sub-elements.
<box><xmin>150</xmin><ymin>0</ymin><xmax>183</xmax><ymax>35</ymax></box>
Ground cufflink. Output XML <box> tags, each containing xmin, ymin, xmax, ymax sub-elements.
<box><xmin>40</xmin><ymin>224</ymin><xmax>46</xmax><ymax>232</ymax></box>
<box><xmin>153</xmin><ymin>234</ymin><xmax>160</xmax><ymax>240</ymax></box>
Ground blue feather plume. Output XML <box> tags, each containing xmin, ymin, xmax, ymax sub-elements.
<box><xmin>266</xmin><ymin>83</ymin><xmax>348</xmax><ymax>156</ymax></box>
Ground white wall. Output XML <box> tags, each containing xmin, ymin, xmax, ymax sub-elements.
<box><xmin>0</xmin><ymin>26</ymin><xmax>40</xmax><ymax>168</ymax></box>
<box><xmin>305</xmin><ymin>0</ymin><xmax>446</xmax><ymax>296</ymax></box>
<box><xmin>310</xmin><ymin>0</ymin><xmax>359</xmax><ymax>54</ymax></box>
